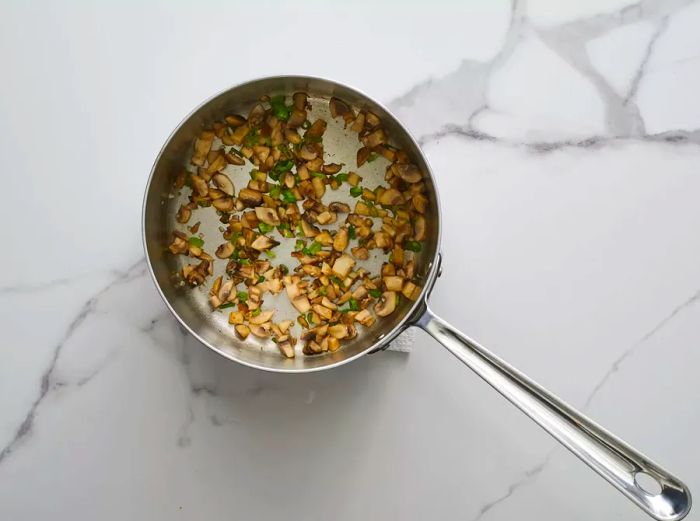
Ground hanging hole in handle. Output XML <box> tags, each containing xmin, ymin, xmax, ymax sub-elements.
<box><xmin>635</xmin><ymin>471</ymin><xmax>663</xmax><ymax>496</ymax></box>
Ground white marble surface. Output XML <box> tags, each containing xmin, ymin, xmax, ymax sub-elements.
<box><xmin>2</xmin><ymin>1</ymin><xmax>700</xmax><ymax>519</ymax></box>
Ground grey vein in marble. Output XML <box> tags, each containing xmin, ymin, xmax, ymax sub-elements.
<box><xmin>392</xmin><ymin>0</ymin><xmax>699</xmax><ymax>149</ymax></box>
<box><xmin>0</xmin><ymin>259</ymin><xmax>147</xmax><ymax>465</ymax></box>
<box><xmin>623</xmin><ymin>16</ymin><xmax>670</xmax><ymax>105</ymax></box>
<box><xmin>470</xmin><ymin>286</ymin><xmax>700</xmax><ymax>520</ymax></box>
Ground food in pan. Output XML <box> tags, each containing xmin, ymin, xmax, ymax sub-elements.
<box><xmin>167</xmin><ymin>92</ymin><xmax>427</xmax><ymax>358</ymax></box>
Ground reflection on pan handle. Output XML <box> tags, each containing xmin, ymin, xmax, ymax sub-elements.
<box><xmin>415</xmin><ymin>306</ymin><xmax>691</xmax><ymax>521</ymax></box>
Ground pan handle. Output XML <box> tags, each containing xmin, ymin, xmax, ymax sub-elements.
<box><xmin>415</xmin><ymin>305</ymin><xmax>691</xmax><ymax>521</ymax></box>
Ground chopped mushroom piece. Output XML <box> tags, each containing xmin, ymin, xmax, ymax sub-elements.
<box><xmin>395</xmin><ymin>163</ymin><xmax>422</xmax><ymax>183</ymax></box>
<box><xmin>374</xmin><ymin>291</ymin><xmax>397</xmax><ymax>317</ymax></box>
<box><xmin>361</xmin><ymin>128</ymin><xmax>387</xmax><ymax>148</ymax></box>
<box><xmin>238</xmin><ymin>188</ymin><xmax>263</xmax><ymax>207</ymax></box>
<box><xmin>255</xmin><ymin>206</ymin><xmax>281</xmax><ymax>226</ymax></box>
<box><xmin>413</xmin><ymin>215</ymin><xmax>426</xmax><ymax>241</ymax></box>
<box><xmin>351</xmin><ymin>246</ymin><xmax>369</xmax><ymax>260</ymax></box>
<box><xmin>250</xmin><ymin>325</ymin><xmax>270</xmax><ymax>338</ymax></box>
<box><xmin>215</xmin><ymin>242</ymin><xmax>234</xmax><ymax>259</ymax></box>
<box><xmin>329</xmin><ymin>202</ymin><xmax>350</xmax><ymax>213</ymax></box>
<box><xmin>176</xmin><ymin>205</ymin><xmax>191</xmax><ymax>224</ymax></box>
<box><xmin>332</xmin><ymin>254</ymin><xmax>355</xmax><ymax>278</ymax></box>
<box><xmin>377</xmin><ymin>188</ymin><xmax>405</xmax><ymax>206</ymax></box>
<box><xmin>229</xmin><ymin>311</ymin><xmax>244</xmax><ymax>324</ymax></box>
<box><xmin>384</xmin><ymin>276</ymin><xmax>404</xmax><ymax>292</ymax></box>
<box><xmin>191</xmin><ymin>175</ymin><xmax>208</xmax><ymax>197</ymax></box>
<box><xmin>212</xmin><ymin>173</ymin><xmax>235</xmax><ymax>196</ymax></box>
<box><xmin>354</xmin><ymin>309</ymin><xmax>376</xmax><ymax>327</ymax></box>
<box><xmin>250</xmin><ymin>309</ymin><xmax>274</xmax><ymax>325</ymax></box>
<box><xmin>235</xmin><ymin>324</ymin><xmax>251</xmax><ymax>339</ymax></box>
<box><xmin>402</xmin><ymin>281</ymin><xmax>421</xmax><ymax>301</ymax></box>
<box><xmin>333</xmin><ymin>228</ymin><xmax>348</xmax><ymax>252</ymax></box>
<box><xmin>365</xmin><ymin>111</ymin><xmax>381</xmax><ymax>127</ymax></box>
<box><xmin>277</xmin><ymin>339</ymin><xmax>295</xmax><ymax>358</ymax></box>
<box><xmin>292</xmin><ymin>295</ymin><xmax>311</xmax><ymax>313</ymax></box>
<box><xmin>329</xmin><ymin>97</ymin><xmax>351</xmax><ymax>119</ymax></box>
<box><xmin>356</xmin><ymin>147</ymin><xmax>370</xmax><ymax>167</ymax></box>
<box><xmin>192</xmin><ymin>131</ymin><xmax>215</xmax><ymax>166</ymax></box>
<box><xmin>250</xmin><ymin>234</ymin><xmax>279</xmax><ymax>251</ymax></box>
<box><xmin>328</xmin><ymin>324</ymin><xmax>349</xmax><ymax>339</ymax></box>
<box><xmin>212</xmin><ymin>197</ymin><xmax>234</xmax><ymax>212</ymax></box>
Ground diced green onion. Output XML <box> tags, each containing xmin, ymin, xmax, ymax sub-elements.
<box><xmin>237</xmin><ymin>291</ymin><xmax>248</xmax><ymax>302</ymax></box>
<box><xmin>281</xmin><ymin>189</ymin><xmax>297</xmax><ymax>204</ymax></box>
<box><xmin>348</xmin><ymin>225</ymin><xmax>356</xmax><ymax>240</ymax></box>
<box><xmin>404</xmin><ymin>240</ymin><xmax>422</xmax><ymax>252</ymax></box>
<box><xmin>258</xmin><ymin>222</ymin><xmax>274</xmax><ymax>234</ymax></box>
<box><xmin>264</xmin><ymin>249</ymin><xmax>276</xmax><ymax>259</ymax></box>
<box><xmin>218</xmin><ymin>301</ymin><xmax>236</xmax><ymax>309</ymax></box>
<box><xmin>349</xmin><ymin>186</ymin><xmax>363</xmax><ymax>197</ymax></box>
<box><xmin>369</xmin><ymin>289</ymin><xmax>382</xmax><ymax>298</ymax></box>
<box><xmin>188</xmin><ymin>237</ymin><xmax>204</xmax><ymax>248</ymax></box>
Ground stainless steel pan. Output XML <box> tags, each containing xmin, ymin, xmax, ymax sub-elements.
<box><xmin>143</xmin><ymin>76</ymin><xmax>691</xmax><ymax>520</ymax></box>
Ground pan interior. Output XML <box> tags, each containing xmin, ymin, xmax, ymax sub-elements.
<box><xmin>144</xmin><ymin>77</ymin><xmax>440</xmax><ymax>371</ymax></box>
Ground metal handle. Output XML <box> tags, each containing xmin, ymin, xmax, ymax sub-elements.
<box><xmin>416</xmin><ymin>305</ymin><xmax>691</xmax><ymax>520</ymax></box>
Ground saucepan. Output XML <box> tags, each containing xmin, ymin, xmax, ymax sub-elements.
<box><xmin>143</xmin><ymin>76</ymin><xmax>691</xmax><ymax>520</ymax></box>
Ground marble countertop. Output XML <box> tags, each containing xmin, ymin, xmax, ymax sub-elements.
<box><xmin>2</xmin><ymin>1</ymin><xmax>699</xmax><ymax>519</ymax></box>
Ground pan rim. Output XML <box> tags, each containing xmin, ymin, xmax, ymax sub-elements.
<box><xmin>142</xmin><ymin>74</ymin><xmax>443</xmax><ymax>373</ymax></box>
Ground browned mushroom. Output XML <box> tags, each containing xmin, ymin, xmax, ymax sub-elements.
<box><xmin>383</xmin><ymin>276</ymin><xmax>404</xmax><ymax>292</ymax></box>
<box><xmin>248</xmin><ymin>103</ymin><xmax>266</xmax><ymax>126</ymax></box>
<box><xmin>351</xmin><ymin>246</ymin><xmax>369</xmax><ymax>260</ymax></box>
<box><xmin>374</xmin><ymin>291</ymin><xmax>397</xmax><ymax>317</ymax></box>
<box><xmin>228</xmin><ymin>311</ymin><xmax>244</xmax><ymax>324</ymax></box>
<box><xmin>395</xmin><ymin>163</ymin><xmax>422</xmax><ymax>183</ymax></box>
<box><xmin>238</xmin><ymin>188</ymin><xmax>263</xmax><ymax>207</ymax></box>
<box><xmin>250</xmin><ymin>309</ymin><xmax>274</xmax><ymax>325</ymax></box>
<box><xmin>235</xmin><ymin>324</ymin><xmax>251</xmax><ymax>339</ymax></box>
<box><xmin>215</xmin><ymin>242</ymin><xmax>234</xmax><ymax>259</ymax></box>
<box><xmin>301</xmin><ymin>218</ymin><xmax>319</xmax><ymax>238</ymax></box>
<box><xmin>332</xmin><ymin>254</ymin><xmax>355</xmax><ymax>278</ymax></box>
<box><xmin>351</xmin><ymin>112</ymin><xmax>365</xmax><ymax>132</ymax></box>
<box><xmin>377</xmin><ymin>188</ymin><xmax>405</xmax><ymax>206</ymax></box>
<box><xmin>190</xmin><ymin>174</ymin><xmax>208</xmax><ymax>197</ymax></box>
<box><xmin>305</xmin><ymin>119</ymin><xmax>327</xmax><ymax>139</ymax></box>
<box><xmin>287</xmin><ymin>108</ymin><xmax>307</xmax><ymax>128</ymax></box>
<box><xmin>333</xmin><ymin>227</ymin><xmax>349</xmax><ymax>252</ymax></box>
<box><xmin>192</xmin><ymin>131</ymin><xmax>215</xmax><ymax>166</ymax></box>
<box><xmin>329</xmin><ymin>97</ymin><xmax>351</xmax><ymax>119</ymax></box>
<box><xmin>322</xmin><ymin>163</ymin><xmax>342</xmax><ymax>174</ymax></box>
<box><xmin>250</xmin><ymin>234</ymin><xmax>279</xmax><ymax>251</ymax></box>
<box><xmin>328</xmin><ymin>324</ymin><xmax>349</xmax><ymax>339</ymax></box>
<box><xmin>329</xmin><ymin>202</ymin><xmax>350</xmax><ymax>213</ymax></box>
<box><xmin>365</xmin><ymin>112</ymin><xmax>381</xmax><ymax>128</ymax></box>
<box><xmin>361</xmin><ymin>128</ymin><xmax>387</xmax><ymax>148</ymax></box>
<box><xmin>212</xmin><ymin>173</ymin><xmax>235</xmax><ymax>196</ymax></box>
<box><xmin>212</xmin><ymin>197</ymin><xmax>234</xmax><ymax>212</ymax></box>
<box><xmin>356</xmin><ymin>147</ymin><xmax>370</xmax><ymax>167</ymax></box>
<box><xmin>225</xmin><ymin>114</ymin><xmax>246</xmax><ymax>126</ymax></box>
<box><xmin>299</xmin><ymin>144</ymin><xmax>318</xmax><ymax>161</ymax></box>
<box><xmin>277</xmin><ymin>339</ymin><xmax>295</xmax><ymax>358</ymax></box>
<box><xmin>412</xmin><ymin>193</ymin><xmax>428</xmax><ymax>214</ymax></box>
<box><xmin>293</xmin><ymin>92</ymin><xmax>307</xmax><ymax>110</ymax></box>
<box><xmin>176</xmin><ymin>205</ymin><xmax>191</xmax><ymax>224</ymax></box>
<box><xmin>401</xmin><ymin>281</ymin><xmax>421</xmax><ymax>301</ymax></box>
<box><xmin>255</xmin><ymin>206</ymin><xmax>281</xmax><ymax>226</ymax></box>
<box><xmin>413</xmin><ymin>215</ymin><xmax>426</xmax><ymax>241</ymax></box>
<box><xmin>292</xmin><ymin>295</ymin><xmax>311</xmax><ymax>313</ymax></box>
<box><xmin>168</xmin><ymin>235</ymin><xmax>188</xmax><ymax>255</ymax></box>
<box><xmin>354</xmin><ymin>309</ymin><xmax>376</xmax><ymax>327</ymax></box>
